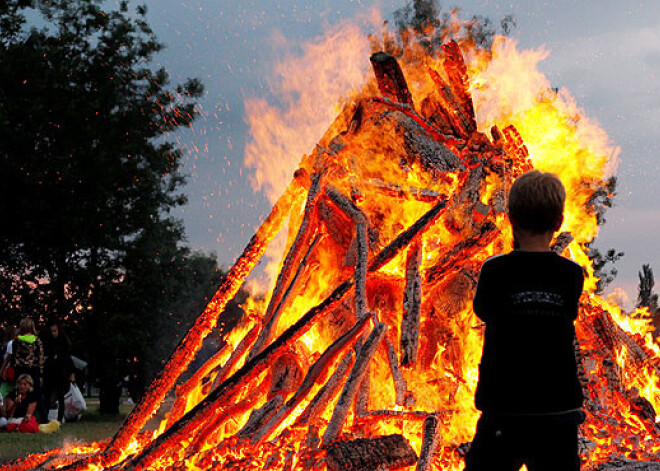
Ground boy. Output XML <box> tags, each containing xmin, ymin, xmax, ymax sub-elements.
<box><xmin>464</xmin><ymin>171</ymin><xmax>585</xmax><ymax>471</ymax></box>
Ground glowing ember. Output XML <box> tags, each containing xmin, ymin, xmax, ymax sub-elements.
<box><xmin>10</xmin><ymin>24</ymin><xmax>660</xmax><ymax>471</ymax></box>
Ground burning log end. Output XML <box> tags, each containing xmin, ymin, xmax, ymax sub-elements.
<box><xmin>490</xmin><ymin>125</ymin><xmax>504</xmax><ymax>144</ymax></box>
<box><xmin>420</xmin><ymin>95</ymin><xmax>455</xmax><ymax>136</ymax></box>
<box><xmin>472</xmin><ymin>201</ymin><xmax>490</xmax><ymax>223</ymax></box>
<box><xmin>370</xmin><ymin>52</ymin><xmax>414</xmax><ymax>108</ymax></box>
<box><xmin>294</xmin><ymin>167</ymin><xmax>312</xmax><ymax>189</ymax></box>
<box><xmin>325</xmin><ymin>434</ymin><xmax>418</xmax><ymax>471</ymax></box>
<box><xmin>268</xmin><ymin>350</ymin><xmax>304</xmax><ymax>399</ymax></box>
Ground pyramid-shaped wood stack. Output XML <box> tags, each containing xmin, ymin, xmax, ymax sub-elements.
<box><xmin>8</xmin><ymin>41</ymin><xmax>660</xmax><ymax>471</ymax></box>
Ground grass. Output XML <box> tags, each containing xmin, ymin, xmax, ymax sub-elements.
<box><xmin>0</xmin><ymin>400</ymin><xmax>134</xmax><ymax>463</ymax></box>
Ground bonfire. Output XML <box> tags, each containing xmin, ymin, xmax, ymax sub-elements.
<box><xmin>6</xmin><ymin>32</ymin><xmax>660</xmax><ymax>471</ymax></box>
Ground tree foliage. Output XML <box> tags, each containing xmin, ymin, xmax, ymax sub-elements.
<box><xmin>0</xmin><ymin>0</ymin><xmax>202</xmax><ymax>322</ymax></box>
<box><xmin>588</xmin><ymin>176</ymin><xmax>617</xmax><ymax>227</ymax></box>
<box><xmin>588</xmin><ymin>247</ymin><xmax>624</xmax><ymax>294</ymax></box>
<box><xmin>637</xmin><ymin>264</ymin><xmax>659</xmax><ymax>313</ymax></box>
<box><xmin>587</xmin><ymin>176</ymin><xmax>622</xmax><ymax>292</ymax></box>
<box><xmin>377</xmin><ymin>0</ymin><xmax>516</xmax><ymax>57</ymax></box>
<box><xmin>0</xmin><ymin>0</ymin><xmax>224</xmax><ymax>410</ymax></box>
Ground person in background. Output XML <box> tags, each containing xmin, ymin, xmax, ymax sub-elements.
<box><xmin>10</xmin><ymin>318</ymin><xmax>46</xmax><ymax>423</ymax></box>
<box><xmin>5</xmin><ymin>374</ymin><xmax>39</xmax><ymax>433</ymax></box>
<box><xmin>0</xmin><ymin>391</ymin><xmax>7</xmax><ymax>430</ymax></box>
<box><xmin>43</xmin><ymin>322</ymin><xmax>75</xmax><ymax>423</ymax></box>
<box><xmin>0</xmin><ymin>325</ymin><xmax>17</xmax><ymax>398</ymax></box>
<box><xmin>1</xmin><ymin>325</ymin><xmax>15</xmax><ymax>358</ymax></box>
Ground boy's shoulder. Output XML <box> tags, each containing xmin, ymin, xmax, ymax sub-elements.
<box><xmin>482</xmin><ymin>251</ymin><xmax>582</xmax><ymax>273</ymax></box>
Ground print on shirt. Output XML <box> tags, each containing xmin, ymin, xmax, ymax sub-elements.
<box><xmin>511</xmin><ymin>291</ymin><xmax>564</xmax><ymax>306</ymax></box>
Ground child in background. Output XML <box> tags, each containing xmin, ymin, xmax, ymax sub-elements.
<box><xmin>5</xmin><ymin>374</ymin><xmax>39</xmax><ymax>433</ymax></box>
<box><xmin>464</xmin><ymin>171</ymin><xmax>585</xmax><ymax>471</ymax></box>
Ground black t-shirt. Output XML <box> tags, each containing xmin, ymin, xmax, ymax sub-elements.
<box><xmin>7</xmin><ymin>389</ymin><xmax>37</xmax><ymax>418</ymax></box>
<box><xmin>473</xmin><ymin>250</ymin><xmax>584</xmax><ymax>414</ymax></box>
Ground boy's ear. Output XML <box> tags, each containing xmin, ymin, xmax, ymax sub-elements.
<box><xmin>554</xmin><ymin>215</ymin><xmax>564</xmax><ymax>232</ymax></box>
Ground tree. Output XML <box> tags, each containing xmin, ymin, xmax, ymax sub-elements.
<box><xmin>89</xmin><ymin>219</ymin><xmax>225</xmax><ymax>413</ymax></box>
<box><xmin>0</xmin><ymin>0</ymin><xmax>203</xmax><ymax>327</ymax></box>
<box><xmin>589</xmin><ymin>247</ymin><xmax>624</xmax><ymax>294</ymax></box>
<box><xmin>637</xmin><ymin>264</ymin><xmax>659</xmax><ymax>314</ymax></box>
<box><xmin>0</xmin><ymin>0</ymin><xmax>214</xmax><ymax>411</ymax></box>
<box><xmin>377</xmin><ymin>0</ymin><xmax>516</xmax><ymax>57</ymax></box>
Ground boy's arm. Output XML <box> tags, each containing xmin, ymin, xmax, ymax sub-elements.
<box><xmin>473</xmin><ymin>261</ymin><xmax>495</xmax><ymax>322</ymax></box>
<box><xmin>571</xmin><ymin>264</ymin><xmax>585</xmax><ymax>320</ymax></box>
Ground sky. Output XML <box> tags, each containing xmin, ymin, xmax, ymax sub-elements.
<box><xmin>138</xmin><ymin>0</ymin><xmax>660</xmax><ymax>307</ymax></box>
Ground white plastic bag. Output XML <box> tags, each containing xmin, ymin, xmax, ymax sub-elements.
<box><xmin>64</xmin><ymin>382</ymin><xmax>86</xmax><ymax>421</ymax></box>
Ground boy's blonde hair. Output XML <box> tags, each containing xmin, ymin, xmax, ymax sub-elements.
<box><xmin>508</xmin><ymin>170</ymin><xmax>566</xmax><ymax>233</ymax></box>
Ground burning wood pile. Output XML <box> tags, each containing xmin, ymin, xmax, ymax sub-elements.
<box><xmin>7</xmin><ymin>41</ymin><xmax>660</xmax><ymax>471</ymax></box>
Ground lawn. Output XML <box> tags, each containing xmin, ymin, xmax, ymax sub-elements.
<box><xmin>0</xmin><ymin>400</ymin><xmax>134</xmax><ymax>463</ymax></box>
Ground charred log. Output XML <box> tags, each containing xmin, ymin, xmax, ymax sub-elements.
<box><xmin>100</xmin><ymin>177</ymin><xmax>307</xmax><ymax>465</ymax></box>
<box><xmin>251</xmin><ymin>315</ymin><xmax>371</xmax><ymax>445</ymax></box>
<box><xmin>426</xmin><ymin>221</ymin><xmax>498</xmax><ymax>285</ymax></box>
<box><xmin>249</xmin><ymin>173</ymin><xmax>324</xmax><ymax>360</ymax></box>
<box><xmin>384</xmin><ymin>335</ymin><xmax>412</xmax><ymax>406</ymax></box>
<box><xmin>416</xmin><ymin>414</ymin><xmax>442</xmax><ymax>471</ymax></box>
<box><xmin>237</xmin><ymin>394</ymin><xmax>285</xmax><ymax>438</ymax></box>
<box><xmin>211</xmin><ymin>322</ymin><xmax>262</xmax><ymax>390</ymax></box>
<box><xmin>355</xmin><ymin>221</ymin><xmax>369</xmax><ymax>319</ymax></box>
<box><xmin>322</xmin><ymin>322</ymin><xmax>387</xmax><ymax>446</ymax></box>
<box><xmin>296</xmin><ymin>351</ymin><xmax>355</xmax><ymax>427</ymax></box>
<box><xmin>428</xmin><ymin>69</ymin><xmax>473</xmax><ymax>139</ymax></box>
<box><xmin>373</xmin><ymin>96</ymin><xmax>464</xmax><ymax>146</ymax></box>
<box><xmin>401</xmin><ymin>241</ymin><xmax>423</xmax><ymax>368</ymax></box>
<box><xmin>325</xmin><ymin>434</ymin><xmax>418</xmax><ymax>471</ymax></box>
<box><xmin>589</xmin><ymin>460</ymin><xmax>660</xmax><ymax>471</ymax></box>
<box><xmin>363</xmin><ymin>178</ymin><xmax>445</xmax><ymax>203</ymax></box>
<box><xmin>442</xmin><ymin>40</ymin><xmax>477</xmax><ymax>134</ymax></box>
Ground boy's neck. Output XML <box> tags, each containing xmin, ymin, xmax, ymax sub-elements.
<box><xmin>513</xmin><ymin>230</ymin><xmax>554</xmax><ymax>252</ymax></box>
